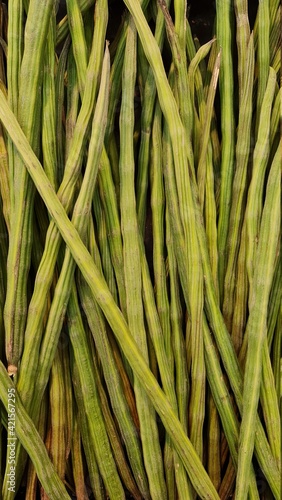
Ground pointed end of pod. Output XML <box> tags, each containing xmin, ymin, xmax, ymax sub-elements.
<box><xmin>7</xmin><ymin>364</ymin><xmax>17</xmax><ymax>377</ymax></box>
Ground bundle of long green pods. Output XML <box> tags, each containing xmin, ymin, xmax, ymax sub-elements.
<box><xmin>0</xmin><ymin>0</ymin><xmax>280</xmax><ymax>498</ymax></box>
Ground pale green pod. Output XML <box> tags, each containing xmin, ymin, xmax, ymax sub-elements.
<box><xmin>71</xmin><ymin>363</ymin><xmax>105</xmax><ymax>500</ymax></box>
<box><xmin>235</xmin><ymin>141</ymin><xmax>281</xmax><ymax>500</ymax></box>
<box><xmin>4</xmin><ymin>0</ymin><xmax>53</xmax><ymax>375</ymax></box>
<box><xmin>223</xmin><ymin>34</ymin><xmax>255</xmax><ymax>337</ymax></box>
<box><xmin>7</xmin><ymin>25</ymin><xmax>108</xmax><ymax>490</ymax></box>
<box><xmin>245</xmin><ymin>67</ymin><xmax>276</xmax><ymax>297</ymax></box>
<box><xmin>66</xmin><ymin>0</ymin><xmax>88</xmax><ymax>95</ymax></box>
<box><xmin>49</xmin><ymin>350</ymin><xmax>67</xmax><ymax>481</ymax></box>
<box><xmin>67</xmin><ymin>285</ymin><xmax>125</xmax><ymax>499</ymax></box>
<box><xmin>0</xmin><ymin>364</ymin><xmax>70</xmax><ymax>499</ymax></box>
<box><xmin>56</xmin><ymin>0</ymin><xmax>95</xmax><ymax>46</ymax></box>
<box><xmin>203</xmin><ymin>318</ymin><xmax>260</xmax><ymax>499</ymax></box>
<box><xmin>215</xmin><ymin>0</ymin><xmax>235</xmax><ymax>301</ymax></box>
<box><xmin>256</xmin><ymin>0</ymin><xmax>270</xmax><ymax>130</ymax></box>
<box><xmin>119</xmin><ymin>18</ymin><xmax>167</xmax><ymax>499</ymax></box>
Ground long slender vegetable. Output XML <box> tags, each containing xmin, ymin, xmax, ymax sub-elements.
<box><xmin>119</xmin><ymin>18</ymin><xmax>167</xmax><ymax>499</ymax></box>
<box><xmin>0</xmin><ymin>363</ymin><xmax>70</xmax><ymax>499</ymax></box>
<box><xmin>3</xmin><ymin>11</ymin><xmax>108</xmax><ymax>493</ymax></box>
<box><xmin>67</xmin><ymin>284</ymin><xmax>125</xmax><ymax>499</ymax></box>
<box><xmin>0</xmin><ymin>84</ymin><xmax>220</xmax><ymax>500</ymax></box>
<box><xmin>235</xmin><ymin>140</ymin><xmax>280</xmax><ymax>500</ymax></box>
<box><xmin>223</xmin><ymin>33</ymin><xmax>254</xmax><ymax>339</ymax></box>
<box><xmin>0</xmin><ymin>3</ymin><xmax>280</xmax><ymax>498</ymax></box>
<box><xmin>4</xmin><ymin>0</ymin><xmax>53</xmax><ymax>375</ymax></box>
<box><xmin>215</xmin><ymin>0</ymin><xmax>235</xmax><ymax>301</ymax></box>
